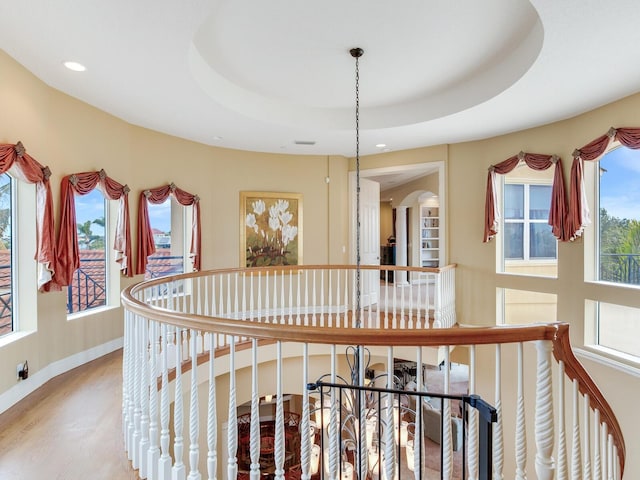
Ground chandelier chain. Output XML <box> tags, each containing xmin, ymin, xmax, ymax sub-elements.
<box><xmin>354</xmin><ymin>49</ymin><xmax>362</xmax><ymax>332</ymax></box>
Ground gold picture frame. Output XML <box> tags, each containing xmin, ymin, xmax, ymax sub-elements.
<box><xmin>240</xmin><ymin>191</ymin><xmax>303</xmax><ymax>267</ymax></box>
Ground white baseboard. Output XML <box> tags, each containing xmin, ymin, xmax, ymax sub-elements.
<box><xmin>0</xmin><ymin>337</ymin><xmax>123</xmax><ymax>415</ymax></box>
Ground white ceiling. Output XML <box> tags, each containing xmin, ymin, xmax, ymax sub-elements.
<box><xmin>1</xmin><ymin>0</ymin><xmax>640</xmax><ymax>160</ymax></box>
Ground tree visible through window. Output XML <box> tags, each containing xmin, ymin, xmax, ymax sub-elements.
<box><xmin>599</xmin><ymin>146</ymin><xmax>640</xmax><ymax>285</ymax></box>
<box><xmin>67</xmin><ymin>189</ymin><xmax>107</xmax><ymax>314</ymax></box>
<box><xmin>0</xmin><ymin>173</ymin><xmax>12</xmax><ymax>334</ymax></box>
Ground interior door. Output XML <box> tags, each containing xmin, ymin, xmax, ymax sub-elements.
<box><xmin>351</xmin><ymin>176</ymin><xmax>380</xmax><ymax>307</ymax></box>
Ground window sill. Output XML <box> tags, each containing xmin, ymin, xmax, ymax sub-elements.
<box><xmin>575</xmin><ymin>345</ymin><xmax>640</xmax><ymax>378</ymax></box>
<box><xmin>67</xmin><ymin>304</ymin><xmax>119</xmax><ymax>321</ymax></box>
<box><xmin>584</xmin><ymin>280</ymin><xmax>640</xmax><ymax>292</ymax></box>
<box><xmin>0</xmin><ymin>330</ymin><xmax>36</xmax><ymax>349</ymax></box>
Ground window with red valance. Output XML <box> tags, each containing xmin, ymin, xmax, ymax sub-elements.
<box><xmin>567</xmin><ymin>127</ymin><xmax>640</xmax><ymax>240</ymax></box>
<box><xmin>136</xmin><ymin>183</ymin><xmax>201</xmax><ymax>275</ymax></box>
<box><xmin>55</xmin><ymin>169</ymin><xmax>132</xmax><ymax>288</ymax></box>
<box><xmin>0</xmin><ymin>141</ymin><xmax>56</xmax><ymax>291</ymax></box>
<box><xmin>484</xmin><ymin>151</ymin><xmax>569</xmax><ymax>243</ymax></box>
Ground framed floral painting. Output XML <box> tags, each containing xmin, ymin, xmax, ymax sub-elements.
<box><xmin>240</xmin><ymin>191</ymin><xmax>303</xmax><ymax>267</ymax></box>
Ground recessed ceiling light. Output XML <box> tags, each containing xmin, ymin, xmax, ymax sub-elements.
<box><xmin>213</xmin><ymin>135</ymin><xmax>223</xmax><ymax>141</ymax></box>
<box><xmin>376</xmin><ymin>143</ymin><xmax>386</xmax><ymax>148</ymax></box>
<box><xmin>63</xmin><ymin>61</ymin><xmax>86</xmax><ymax>72</ymax></box>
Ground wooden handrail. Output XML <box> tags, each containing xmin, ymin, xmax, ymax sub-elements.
<box><xmin>122</xmin><ymin>265</ymin><xmax>623</xmax><ymax>476</ymax></box>
<box><xmin>552</xmin><ymin>324</ymin><xmax>625</xmax><ymax>476</ymax></box>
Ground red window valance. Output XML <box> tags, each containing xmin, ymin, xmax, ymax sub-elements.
<box><xmin>484</xmin><ymin>151</ymin><xmax>569</xmax><ymax>242</ymax></box>
<box><xmin>0</xmin><ymin>141</ymin><xmax>56</xmax><ymax>291</ymax></box>
<box><xmin>55</xmin><ymin>169</ymin><xmax>132</xmax><ymax>287</ymax></box>
<box><xmin>135</xmin><ymin>183</ymin><xmax>201</xmax><ymax>275</ymax></box>
<box><xmin>567</xmin><ymin>127</ymin><xmax>640</xmax><ymax>240</ymax></box>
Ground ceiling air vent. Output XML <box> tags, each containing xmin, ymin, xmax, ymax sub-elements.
<box><xmin>294</xmin><ymin>140</ymin><xmax>316</xmax><ymax>145</ymax></box>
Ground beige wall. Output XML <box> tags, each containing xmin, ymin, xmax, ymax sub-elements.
<box><xmin>2</xmin><ymin>48</ymin><xmax>640</xmax><ymax>477</ymax></box>
<box><xmin>0</xmin><ymin>50</ymin><xmax>349</xmax><ymax>397</ymax></box>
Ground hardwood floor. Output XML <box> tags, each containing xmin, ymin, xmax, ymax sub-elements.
<box><xmin>0</xmin><ymin>349</ymin><xmax>139</xmax><ymax>480</ymax></box>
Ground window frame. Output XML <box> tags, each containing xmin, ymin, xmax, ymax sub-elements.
<box><xmin>144</xmin><ymin>196</ymin><xmax>194</xmax><ymax>281</ymax></box>
<box><xmin>499</xmin><ymin>173</ymin><xmax>558</xmax><ymax>275</ymax></box>
<box><xmin>67</xmin><ymin>191</ymin><xmax>122</xmax><ymax>317</ymax></box>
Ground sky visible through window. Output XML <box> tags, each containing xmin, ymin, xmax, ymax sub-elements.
<box><xmin>75</xmin><ymin>193</ymin><xmax>172</xmax><ymax>234</ymax></box>
<box><xmin>600</xmin><ymin>147</ymin><xmax>640</xmax><ymax>221</ymax></box>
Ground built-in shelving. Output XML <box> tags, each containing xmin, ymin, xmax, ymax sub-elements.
<box><xmin>420</xmin><ymin>205</ymin><xmax>439</xmax><ymax>268</ymax></box>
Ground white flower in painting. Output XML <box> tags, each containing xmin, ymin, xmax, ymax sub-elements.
<box><xmin>282</xmin><ymin>224</ymin><xmax>298</xmax><ymax>246</ymax></box>
<box><xmin>269</xmin><ymin>214</ymin><xmax>281</xmax><ymax>232</ymax></box>
<box><xmin>246</xmin><ymin>213</ymin><xmax>258</xmax><ymax>232</ymax></box>
<box><xmin>274</xmin><ymin>199</ymin><xmax>289</xmax><ymax>214</ymax></box>
<box><xmin>252</xmin><ymin>199</ymin><xmax>266</xmax><ymax>215</ymax></box>
<box><xmin>280</xmin><ymin>210</ymin><xmax>293</xmax><ymax>225</ymax></box>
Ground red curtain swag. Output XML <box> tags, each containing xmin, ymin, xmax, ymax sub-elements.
<box><xmin>484</xmin><ymin>151</ymin><xmax>569</xmax><ymax>242</ymax></box>
<box><xmin>0</xmin><ymin>142</ymin><xmax>56</xmax><ymax>291</ymax></box>
<box><xmin>567</xmin><ymin>127</ymin><xmax>640</xmax><ymax>240</ymax></box>
<box><xmin>135</xmin><ymin>183</ymin><xmax>201</xmax><ymax>275</ymax></box>
<box><xmin>55</xmin><ymin>169</ymin><xmax>132</xmax><ymax>287</ymax></box>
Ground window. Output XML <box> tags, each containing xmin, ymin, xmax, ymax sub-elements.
<box><xmin>500</xmin><ymin>165</ymin><xmax>558</xmax><ymax>277</ymax></box>
<box><xmin>67</xmin><ymin>189</ymin><xmax>107</xmax><ymax>314</ymax></box>
<box><xmin>597</xmin><ymin>146</ymin><xmax>640</xmax><ymax>286</ymax></box>
<box><xmin>504</xmin><ymin>183</ymin><xmax>556</xmax><ymax>261</ymax></box>
<box><xmin>0</xmin><ymin>173</ymin><xmax>13</xmax><ymax>335</ymax></box>
<box><xmin>145</xmin><ymin>197</ymin><xmax>192</xmax><ymax>280</ymax></box>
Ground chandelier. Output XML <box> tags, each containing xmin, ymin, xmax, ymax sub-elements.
<box><xmin>305</xmin><ymin>47</ymin><xmax>423</xmax><ymax>480</ymax></box>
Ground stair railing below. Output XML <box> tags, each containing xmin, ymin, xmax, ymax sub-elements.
<box><xmin>121</xmin><ymin>265</ymin><xmax>624</xmax><ymax>480</ymax></box>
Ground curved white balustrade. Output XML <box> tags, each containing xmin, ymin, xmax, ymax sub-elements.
<box><xmin>121</xmin><ymin>265</ymin><xmax>623</xmax><ymax>480</ymax></box>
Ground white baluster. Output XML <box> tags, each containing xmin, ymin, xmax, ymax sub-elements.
<box><xmin>300</xmin><ymin>343</ymin><xmax>311</xmax><ymax>480</ymax></box>
<box><xmin>304</xmin><ymin>270</ymin><xmax>309</xmax><ymax>326</ymax></box>
<box><xmin>288</xmin><ymin>269</ymin><xmax>293</xmax><ymax>324</ymax></box>
<box><xmin>344</xmin><ymin>270</ymin><xmax>350</xmax><ymax>328</ymax></box>
<box><xmin>159</xmin><ymin>324</ymin><xmax>172</xmax><ymax>480</ymax></box>
<box><xmin>327</xmin><ymin>344</ymin><xmax>339</xmax><ymax>480</ymax></box>
<box><xmin>594</xmin><ymin>409</ymin><xmax>601</xmax><ymax>480</ymax></box>
<box><xmin>187</xmin><ymin>329</ymin><xmax>201</xmax><ymax>480</ymax></box>
<box><xmin>140</xmin><ymin>317</ymin><xmax>151</xmax><ymax>476</ymax></box>
<box><xmin>557</xmin><ymin>362</ymin><xmax>568</xmax><ymax>480</ymax></box>
<box><xmin>319</xmin><ymin>270</ymin><xmax>324</xmax><ymax>328</ymax></box>
<box><xmin>148</xmin><ymin>321</ymin><xmax>160</xmax><ymax>480</ymax></box>
<box><xmin>250</xmin><ymin>339</ymin><xmax>260</xmax><ymax>479</ymax></box>
<box><xmin>493</xmin><ymin>344</ymin><xmax>503</xmax><ymax>480</ymax></box>
<box><xmin>273</xmin><ymin>271</ymin><xmax>278</xmax><ymax>323</ymax></box>
<box><xmin>414</xmin><ymin>346</ymin><xmax>423</xmax><ymax>475</ymax></box>
<box><xmin>384</xmin><ymin>346</ymin><xmax>396</xmax><ymax>480</ymax></box>
<box><xmin>467</xmin><ymin>345</ymin><xmax>478</xmax><ymax>480</ymax></box>
<box><xmin>274</xmin><ymin>342</ymin><xmax>285</xmax><ymax>480</ymax></box>
<box><xmin>206</xmin><ymin>334</ymin><xmax>217</xmax><ymax>480</ymax></box>
<box><xmin>327</xmin><ymin>270</ymin><xmax>333</xmax><ymax>327</ymax></box>
<box><xmin>442</xmin><ymin>347</ymin><xmax>453</xmax><ymax>480</ymax></box>
<box><xmin>582</xmin><ymin>394</ymin><xmax>591</xmax><ymax>480</ymax></box>
<box><xmin>534</xmin><ymin>340</ymin><xmax>555</xmax><ymax>480</ymax></box>
<box><xmin>571</xmin><ymin>380</ymin><xmax>582</xmax><ymax>480</ymax></box>
<box><xmin>227</xmin><ymin>338</ymin><xmax>238</xmax><ymax>480</ymax></box>
<box><xmin>265</xmin><ymin>271</ymin><xmax>270</xmax><ymax>323</ymax></box>
<box><xmin>312</xmin><ymin>270</ymin><xmax>317</xmax><ymax>326</ymax></box>
<box><xmin>125</xmin><ymin>311</ymin><xmax>135</xmax><ymax>456</ymax></box>
<box><xmin>123</xmin><ymin>312</ymin><xmax>130</xmax><ymax>452</ymax></box>
<box><xmin>515</xmin><ymin>342</ymin><xmax>527</xmax><ymax>480</ymax></box>
<box><xmin>296</xmin><ymin>269</ymin><xmax>301</xmax><ymax>325</ymax></box>
<box><xmin>172</xmin><ymin>327</ymin><xmax>186</xmax><ymax>480</ymax></box>
<box><xmin>601</xmin><ymin>423</ymin><xmax>608</xmax><ymax>480</ymax></box>
<box><xmin>132</xmin><ymin>315</ymin><xmax>142</xmax><ymax>467</ymax></box>
<box><xmin>182</xmin><ymin>329</ymin><xmax>189</xmax><ymax>362</ymax></box>
<box><xmin>607</xmin><ymin>434</ymin><xmax>613</xmax><ymax>480</ymax></box>
<box><xmin>384</xmin><ymin>272</ymin><xmax>389</xmax><ymax>329</ymax></box>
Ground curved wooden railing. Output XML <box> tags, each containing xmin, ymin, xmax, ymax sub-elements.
<box><xmin>121</xmin><ymin>265</ymin><xmax>624</xmax><ymax>480</ymax></box>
